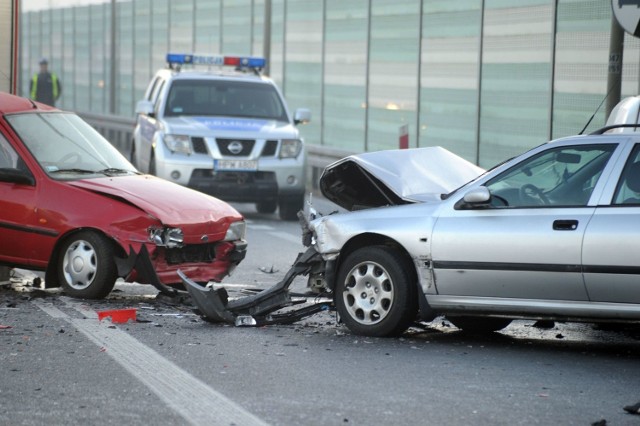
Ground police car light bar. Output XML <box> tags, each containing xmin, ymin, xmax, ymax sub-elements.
<box><xmin>166</xmin><ymin>53</ymin><xmax>266</xmax><ymax>70</ymax></box>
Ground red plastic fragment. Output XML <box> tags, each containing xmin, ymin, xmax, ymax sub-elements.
<box><xmin>97</xmin><ymin>308</ymin><xmax>137</xmax><ymax>324</ymax></box>
<box><xmin>0</xmin><ymin>325</ymin><xmax>12</xmax><ymax>329</ymax></box>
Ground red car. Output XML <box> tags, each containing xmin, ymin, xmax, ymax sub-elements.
<box><xmin>0</xmin><ymin>92</ymin><xmax>246</xmax><ymax>299</ymax></box>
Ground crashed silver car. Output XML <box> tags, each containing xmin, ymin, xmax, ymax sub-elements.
<box><xmin>307</xmin><ymin>124</ymin><xmax>640</xmax><ymax>337</ymax></box>
<box><xmin>183</xmin><ymin>114</ymin><xmax>640</xmax><ymax>337</ymax></box>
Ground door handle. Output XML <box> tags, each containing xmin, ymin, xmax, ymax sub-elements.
<box><xmin>553</xmin><ymin>219</ymin><xmax>578</xmax><ymax>231</ymax></box>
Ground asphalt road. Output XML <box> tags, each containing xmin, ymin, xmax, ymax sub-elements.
<box><xmin>2</xmin><ymin>198</ymin><xmax>640</xmax><ymax>425</ymax></box>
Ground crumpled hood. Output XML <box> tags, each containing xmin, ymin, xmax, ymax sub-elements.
<box><xmin>163</xmin><ymin>116</ymin><xmax>298</xmax><ymax>139</ymax></box>
<box><xmin>69</xmin><ymin>175</ymin><xmax>242</xmax><ymax>234</ymax></box>
<box><xmin>320</xmin><ymin>146</ymin><xmax>485</xmax><ymax>211</ymax></box>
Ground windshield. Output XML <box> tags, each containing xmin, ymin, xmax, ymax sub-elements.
<box><xmin>164</xmin><ymin>79</ymin><xmax>289</xmax><ymax>121</ymax></box>
<box><xmin>5</xmin><ymin>112</ymin><xmax>138</xmax><ymax>180</ymax></box>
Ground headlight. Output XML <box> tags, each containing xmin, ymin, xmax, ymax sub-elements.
<box><xmin>224</xmin><ymin>221</ymin><xmax>246</xmax><ymax>241</ymax></box>
<box><xmin>163</xmin><ymin>134</ymin><xmax>192</xmax><ymax>154</ymax></box>
<box><xmin>149</xmin><ymin>227</ymin><xmax>184</xmax><ymax>248</ymax></box>
<box><xmin>279</xmin><ymin>139</ymin><xmax>302</xmax><ymax>158</ymax></box>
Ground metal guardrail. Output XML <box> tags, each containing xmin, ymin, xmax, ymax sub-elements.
<box><xmin>79</xmin><ymin>112</ymin><xmax>354</xmax><ymax>189</ymax></box>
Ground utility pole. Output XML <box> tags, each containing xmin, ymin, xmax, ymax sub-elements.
<box><xmin>605</xmin><ymin>16</ymin><xmax>624</xmax><ymax>122</ymax></box>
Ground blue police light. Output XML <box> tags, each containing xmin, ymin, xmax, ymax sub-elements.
<box><xmin>166</xmin><ymin>53</ymin><xmax>266</xmax><ymax>70</ymax></box>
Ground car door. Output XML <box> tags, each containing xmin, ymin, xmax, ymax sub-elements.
<box><xmin>0</xmin><ymin>130</ymin><xmax>40</xmax><ymax>265</ymax></box>
<box><xmin>582</xmin><ymin>142</ymin><xmax>640</xmax><ymax>303</ymax></box>
<box><xmin>431</xmin><ymin>142</ymin><xmax>619</xmax><ymax>301</ymax></box>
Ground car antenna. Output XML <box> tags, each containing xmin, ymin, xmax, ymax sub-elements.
<box><xmin>579</xmin><ymin>84</ymin><xmax>616</xmax><ymax>135</ymax></box>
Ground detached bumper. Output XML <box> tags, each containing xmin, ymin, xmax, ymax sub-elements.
<box><xmin>115</xmin><ymin>240</ymin><xmax>247</xmax><ymax>295</ymax></box>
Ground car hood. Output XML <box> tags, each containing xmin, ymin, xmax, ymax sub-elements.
<box><xmin>319</xmin><ymin>146</ymin><xmax>485</xmax><ymax>211</ymax></box>
<box><xmin>69</xmin><ymin>175</ymin><xmax>242</xmax><ymax>230</ymax></box>
<box><xmin>162</xmin><ymin>116</ymin><xmax>298</xmax><ymax>138</ymax></box>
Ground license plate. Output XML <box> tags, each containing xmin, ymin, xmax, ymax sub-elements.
<box><xmin>214</xmin><ymin>159</ymin><xmax>258</xmax><ymax>171</ymax></box>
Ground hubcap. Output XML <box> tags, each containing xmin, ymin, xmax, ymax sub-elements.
<box><xmin>342</xmin><ymin>261</ymin><xmax>394</xmax><ymax>325</ymax></box>
<box><xmin>62</xmin><ymin>240</ymin><xmax>98</xmax><ymax>290</ymax></box>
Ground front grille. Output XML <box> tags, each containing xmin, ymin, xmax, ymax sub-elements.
<box><xmin>191</xmin><ymin>137</ymin><xmax>208</xmax><ymax>154</ymax></box>
<box><xmin>165</xmin><ymin>243</ymin><xmax>216</xmax><ymax>265</ymax></box>
<box><xmin>217</xmin><ymin>139</ymin><xmax>255</xmax><ymax>156</ymax></box>
<box><xmin>261</xmin><ymin>140</ymin><xmax>278</xmax><ymax>157</ymax></box>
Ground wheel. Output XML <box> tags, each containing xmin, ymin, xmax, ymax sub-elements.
<box><xmin>130</xmin><ymin>142</ymin><xmax>137</xmax><ymax>168</ymax></box>
<box><xmin>256</xmin><ymin>199</ymin><xmax>277</xmax><ymax>214</ymax></box>
<box><xmin>57</xmin><ymin>231</ymin><xmax>118</xmax><ymax>299</ymax></box>
<box><xmin>278</xmin><ymin>194</ymin><xmax>304</xmax><ymax>221</ymax></box>
<box><xmin>447</xmin><ymin>316</ymin><xmax>512</xmax><ymax>333</ymax></box>
<box><xmin>335</xmin><ymin>246</ymin><xmax>417</xmax><ymax>337</ymax></box>
<box><xmin>149</xmin><ymin>150</ymin><xmax>156</xmax><ymax>175</ymax></box>
<box><xmin>519</xmin><ymin>183</ymin><xmax>549</xmax><ymax>205</ymax></box>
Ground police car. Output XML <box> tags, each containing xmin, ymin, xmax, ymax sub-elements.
<box><xmin>132</xmin><ymin>54</ymin><xmax>311</xmax><ymax>220</ymax></box>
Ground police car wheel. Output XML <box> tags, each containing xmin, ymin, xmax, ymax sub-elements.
<box><xmin>130</xmin><ymin>142</ymin><xmax>137</xmax><ymax>168</ymax></box>
<box><xmin>149</xmin><ymin>151</ymin><xmax>156</xmax><ymax>175</ymax></box>
<box><xmin>278</xmin><ymin>195</ymin><xmax>304</xmax><ymax>221</ymax></box>
<box><xmin>256</xmin><ymin>200</ymin><xmax>277</xmax><ymax>214</ymax></box>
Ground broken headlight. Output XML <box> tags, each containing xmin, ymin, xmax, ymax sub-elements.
<box><xmin>149</xmin><ymin>227</ymin><xmax>184</xmax><ymax>248</ymax></box>
<box><xmin>279</xmin><ymin>139</ymin><xmax>302</xmax><ymax>159</ymax></box>
<box><xmin>224</xmin><ymin>221</ymin><xmax>246</xmax><ymax>241</ymax></box>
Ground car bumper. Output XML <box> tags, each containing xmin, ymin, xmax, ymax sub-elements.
<box><xmin>116</xmin><ymin>240</ymin><xmax>247</xmax><ymax>289</ymax></box>
<box><xmin>153</xmin><ymin>154</ymin><xmax>306</xmax><ymax>201</ymax></box>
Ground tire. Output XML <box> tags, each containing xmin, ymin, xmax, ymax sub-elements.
<box><xmin>278</xmin><ymin>194</ymin><xmax>304</xmax><ymax>221</ymax></box>
<box><xmin>256</xmin><ymin>199</ymin><xmax>278</xmax><ymax>214</ymax></box>
<box><xmin>335</xmin><ymin>246</ymin><xmax>417</xmax><ymax>337</ymax></box>
<box><xmin>149</xmin><ymin>150</ymin><xmax>156</xmax><ymax>176</ymax></box>
<box><xmin>130</xmin><ymin>141</ymin><xmax>137</xmax><ymax>168</ymax></box>
<box><xmin>447</xmin><ymin>316</ymin><xmax>512</xmax><ymax>333</ymax></box>
<box><xmin>57</xmin><ymin>231</ymin><xmax>118</xmax><ymax>299</ymax></box>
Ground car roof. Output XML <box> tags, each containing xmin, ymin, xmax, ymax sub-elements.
<box><xmin>0</xmin><ymin>92</ymin><xmax>57</xmax><ymax>115</ymax></box>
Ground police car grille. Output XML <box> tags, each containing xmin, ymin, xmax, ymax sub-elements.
<box><xmin>165</xmin><ymin>243</ymin><xmax>216</xmax><ymax>265</ymax></box>
<box><xmin>217</xmin><ymin>139</ymin><xmax>255</xmax><ymax>156</ymax></box>
<box><xmin>261</xmin><ymin>140</ymin><xmax>278</xmax><ymax>157</ymax></box>
<box><xmin>191</xmin><ymin>137</ymin><xmax>208</xmax><ymax>154</ymax></box>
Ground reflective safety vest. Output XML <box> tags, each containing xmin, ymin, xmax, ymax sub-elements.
<box><xmin>30</xmin><ymin>72</ymin><xmax>59</xmax><ymax>100</ymax></box>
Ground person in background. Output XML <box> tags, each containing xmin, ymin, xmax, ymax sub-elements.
<box><xmin>30</xmin><ymin>58</ymin><xmax>61</xmax><ymax>107</ymax></box>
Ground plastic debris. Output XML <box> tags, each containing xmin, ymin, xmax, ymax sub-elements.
<box><xmin>97</xmin><ymin>308</ymin><xmax>137</xmax><ymax>324</ymax></box>
<box><xmin>624</xmin><ymin>401</ymin><xmax>640</xmax><ymax>414</ymax></box>
<box><xmin>0</xmin><ymin>325</ymin><xmax>12</xmax><ymax>329</ymax></box>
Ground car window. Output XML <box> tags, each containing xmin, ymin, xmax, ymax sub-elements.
<box><xmin>0</xmin><ymin>133</ymin><xmax>20</xmax><ymax>169</ymax></box>
<box><xmin>146</xmin><ymin>76</ymin><xmax>160</xmax><ymax>101</ymax></box>
<box><xmin>5</xmin><ymin>112</ymin><xmax>137</xmax><ymax>179</ymax></box>
<box><xmin>153</xmin><ymin>80</ymin><xmax>166</xmax><ymax>113</ymax></box>
<box><xmin>613</xmin><ymin>144</ymin><xmax>640</xmax><ymax>205</ymax></box>
<box><xmin>485</xmin><ymin>144</ymin><xmax>616</xmax><ymax>207</ymax></box>
<box><xmin>163</xmin><ymin>79</ymin><xmax>288</xmax><ymax>121</ymax></box>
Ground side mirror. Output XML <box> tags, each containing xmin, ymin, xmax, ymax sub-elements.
<box><xmin>135</xmin><ymin>100</ymin><xmax>155</xmax><ymax>117</ymax></box>
<box><xmin>463</xmin><ymin>186</ymin><xmax>491</xmax><ymax>204</ymax></box>
<box><xmin>455</xmin><ymin>186</ymin><xmax>491</xmax><ymax>210</ymax></box>
<box><xmin>293</xmin><ymin>108</ymin><xmax>311</xmax><ymax>125</ymax></box>
<box><xmin>0</xmin><ymin>168</ymin><xmax>35</xmax><ymax>186</ymax></box>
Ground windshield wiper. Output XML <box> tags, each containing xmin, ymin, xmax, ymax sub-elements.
<box><xmin>95</xmin><ymin>168</ymin><xmax>140</xmax><ymax>176</ymax></box>
<box><xmin>50</xmin><ymin>168</ymin><xmax>97</xmax><ymax>174</ymax></box>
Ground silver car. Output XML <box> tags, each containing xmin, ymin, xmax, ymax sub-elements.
<box><xmin>307</xmin><ymin>123</ymin><xmax>640</xmax><ymax>337</ymax></box>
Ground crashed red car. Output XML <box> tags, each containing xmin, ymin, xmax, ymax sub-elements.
<box><xmin>0</xmin><ymin>92</ymin><xmax>246</xmax><ymax>299</ymax></box>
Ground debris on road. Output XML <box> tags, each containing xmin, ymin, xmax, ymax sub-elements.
<box><xmin>623</xmin><ymin>401</ymin><xmax>640</xmax><ymax>414</ymax></box>
<box><xmin>97</xmin><ymin>308</ymin><xmax>137</xmax><ymax>324</ymax></box>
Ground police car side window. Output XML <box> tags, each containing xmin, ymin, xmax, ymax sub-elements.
<box><xmin>152</xmin><ymin>80</ymin><xmax>166</xmax><ymax>114</ymax></box>
<box><xmin>146</xmin><ymin>77</ymin><xmax>160</xmax><ymax>101</ymax></box>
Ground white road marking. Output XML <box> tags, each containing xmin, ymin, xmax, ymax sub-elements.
<box><xmin>32</xmin><ymin>299</ymin><xmax>269</xmax><ymax>426</ymax></box>
<box><xmin>247</xmin><ymin>224</ymin><xmax>275</xmax><ymax>231</ymax></box>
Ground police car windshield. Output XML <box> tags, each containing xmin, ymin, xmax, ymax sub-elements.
<box><xmin>164</xmin><ymin>80</ymin><xmax>289</xmax><ymax>121</ymax></box>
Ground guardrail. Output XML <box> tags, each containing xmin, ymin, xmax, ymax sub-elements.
<box><xmin>79</xmin><ymin>112</ymin><xmax>353</xmax><ymax>189</ymax></box>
